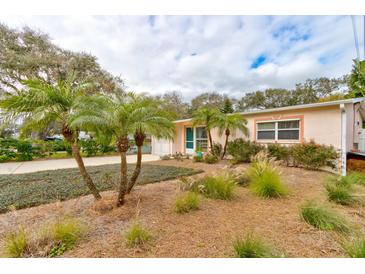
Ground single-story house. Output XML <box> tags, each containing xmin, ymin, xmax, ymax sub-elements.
<box><xmin>152</xmin><ymin>97</ymin><xmax>365</xmax><ymax>174</ymax></box>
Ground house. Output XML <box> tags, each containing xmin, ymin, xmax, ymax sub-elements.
<box><xmin>152</xmin><ymin>97</ymin><xmax>365</xmax><ymax>174</ymax></box>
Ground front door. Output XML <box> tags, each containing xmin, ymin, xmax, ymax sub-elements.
<box><xmin>185</xmin><ymin>127</ymin><xmax>194</xmax><ymax>154</ymax></box>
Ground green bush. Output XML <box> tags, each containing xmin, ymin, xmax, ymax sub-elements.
<box><xmin>212</xmin><ymin>142</ymin><xmax>222</xmax><ymax>158</ymax></box>
<box><xmin>345</xmin><ymin>237</ymin><xmax>365</xmax><ymax>258</ymax></box>
<box><xmin>300</xmin><ymin>200</ymin><xmax>349</xmax><ymax>233</ymax></box>
<box><xmin>124</xmin><ymin>221</ymin><xmax>152</xmax><ymax>248</ymax></box>
<box><xmin>2</xmin><ymin>229</ymin><xmax>28</xmax><ymax>258</ymax></box>
<box><xmin>227</xmin><ymin>139</ymin><xmax>263</xmax><ymax>163</ymax></box>
<box><xmin>247</xmin><ymin>152</ymin><xmax>288</xmax><ymax>198</ymax></box>
<box><xmin>290</xmin><ymin>141</ymin><xmax>338</xmax><ymax>170</ymax></box>
<box><xmin>174</xmin><ymin>192</ymin><xmax>200</xmax><ymax>213</ymax></box>
<box><xmin>233</xmin><ymin>234</ymin><xmax>274</xmax><ymax>258</ymax></box>
<box><xmin>194</xmin><ymin>174</ymin><xmax>236</xmax><ymax>200</ymax></box>
<box><xmin>204</xmin><ymin>153</ymin><xmax>219</xmax><ymax>164</ymax></box>
<box><xmin>79</xmin><ymin>139</ymin><xmax>98</xmax><ymax>157</ymax></box>
<box><xmin>193</xmin><ymin>154</ymin><xmax>203</xmax><ymax>162</ymax></box>
<box><xmin>267</xmin><ymin>143</ymin><xmax>290</xmax><ymax>165</ymax></box>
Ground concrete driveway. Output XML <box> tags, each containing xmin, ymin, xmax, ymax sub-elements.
<box><xmin>0</xmin><ymin>154</ymin><xmax>160</xmax><ymax>175</ymax></box>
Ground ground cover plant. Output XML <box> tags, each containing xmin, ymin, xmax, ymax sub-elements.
<box><xmin>0</xmin><ymin>164</ymin><xmax>201</xmax><ymax>213</ymax></box>
<box><xmin>174</xmin><ymin>192</ymin><xmax>200</xmax><ymax>213</ymax></box>
<box><xmin>233</xmin><ymin>234</ymin><xmax>276</xmax><ymax>258</ymax></box>
<box><xmin>123</xmin><ymin>221</ymin><xmax>153</xmax><ymax>248</ymax></box>
<box><xmin>300</xmin><ymin>200</ymin><xmax>349</xmax><ymax>233</ymax></box>
<box><xmin>247</xmin><ymin>151</ymin><xmax>288</xmax><ymax>198</ymax></box>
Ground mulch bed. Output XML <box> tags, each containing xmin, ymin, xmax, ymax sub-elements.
<box><xmin>0</xmin><ymin>160</ymin><xmax>364</xmax><ymax>258</ymax></box>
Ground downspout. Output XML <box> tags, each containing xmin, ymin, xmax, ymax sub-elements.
<box><xmin>340</xmin><ymin>104</ymin><xmax>347</xmax><ymax>176</ymax></box>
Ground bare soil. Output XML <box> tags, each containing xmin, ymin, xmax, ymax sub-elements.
<box><xmin>1</xmin><ymin>159</ymin><xmax>364</xmax><ymax>258</ymax></box>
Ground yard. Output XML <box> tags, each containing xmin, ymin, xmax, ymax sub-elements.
<box><xmin>0</xmin><ymin>159</ymin><xmax>364</xmax><ymax>258</ymax></box>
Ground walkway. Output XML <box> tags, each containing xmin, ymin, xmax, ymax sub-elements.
<box><xmin>0</xmin><ymin>154</ymin><xmax>160</xmax><ymax>175</ymax></box>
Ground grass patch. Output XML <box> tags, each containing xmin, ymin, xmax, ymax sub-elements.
<box><xmin>193</xmin><ymin>174</ymin><xmax>236</xmax><ymax>200</ymax></box>
<box><xmin>233</xmin><ymin>234</ymin><xmax>275</xmax><ymax>258</ymax></box>
<box><xmin>175</xmin><ymin>192</ymin><xmax>200</xmax><ymax>213</ymax></box>
<box><xmin>247</xmin><ymin>152</ymin><xmax>288</xmax><ymax>198</ymax></box>
<box><xmin>0</xmin><ymin>164</ymin><xmax>201</xmax><ymax>213</ymax></box>
<box><xmin>347</xmin><ymin>172</ymin><xmax>365</xmax><ymax>186</ymax></box>
<box><xmin>344</xmin><ymin>237</ymin><xmax>365</xmax><ymax>258</ymax></box>
<box><xmin>2</xmin><ymin>229</ymin><xmax>28</xmax><ymax>258</ymax></box>
<box><xmin>124</xmin><ymin>221</ymin><xmax>152</xmax><ymax>248</ymax></box>
<box><xmin>325</xmin><ymin>184</ymin><xmax>356</xmax><ymax>205</ymax></box>
<box><xmin>300</xmin><ymin>200</ymin><xmax>349</xmax><ymax>233</ymax></box>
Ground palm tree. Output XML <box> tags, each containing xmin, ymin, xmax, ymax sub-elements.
<box><xmin>349</xmin><ymin>59</ymin><xmax>365</xmax><ymax>98</ymax></box>
<box><xmin>216</xmin><ymin>113</ymin><xmax>248</xmax><ymax>159</ymax></box>
<box><xmin>71</xmin><ymin>93</ymin><xmax>175</xmax><ymax>206</ymax></box>
<box><xmin>0</xmin><ymin>78</ymin><xmax>102</xmax><ymax>199</ymax></box>
<box><xmin>192</xmin><ymin>108</ymin><xmax>221</xmax><ymax>153</ymax></box>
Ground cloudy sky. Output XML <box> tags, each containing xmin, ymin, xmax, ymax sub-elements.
<box><xmin>0</xmin><ymin>15</ymin><xmax>364</xmax><ymax>100</ymax></box>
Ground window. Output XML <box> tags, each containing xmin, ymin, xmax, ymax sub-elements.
<box><xmin>257</xmin><ymin>122</ymin><xmax>275</xmax><ymax>140</ymax></box>
<box><xmin>256</xmin><ymin>119</ymin><xmax>300</xmax><ymax>141</ymax></box>
<box><xmin>195</xmin><ymin>127</ymin><xmax>208</xmax><ymax>151</ymax></box>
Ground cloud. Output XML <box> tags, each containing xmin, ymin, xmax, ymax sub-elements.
<box><xmin>0</xmin><ymin>15</ymin><xmax>362</xmax><ymax>100</ymax></box>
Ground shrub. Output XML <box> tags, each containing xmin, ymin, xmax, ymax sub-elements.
<box><xmin>204</xmin><ymin>153</ymin><xmax>219</xmax><ymax>164</ymax></box>
<box><xmin>80</xmin><ymin>139</ymin><xmax>98</xmax><ymax>157</ymax></box>
<box><xmin>267</xmin><ymin>143</ymin><xmax>290</xmax><ymax>165</ymax></box>
<box><xmin>15</xmin><ymin>140</ymin><xmax>33</xmax><ymax>161</ymax></box>
<box><xmin>2</xmin><ymin>229</ymin><xmax>28</xmax><ymax>258</ymax></box>
<box><xmin>325</xmin><ymin>183</ymin><xmax>356</xmax><ymax>205</ymax></box>
<box><xmin>124</xmin><ymin>221</ymin><xmax>152</xmax><ymax>248</ymax></box>
<box><xmin>247</xmin><ymin>151</ymin><xmax>288</xmax><ymax>198</ymax></box>
<box><xmin>290</xmin><ymin>141</ymin><xmax>338</xmax><ymax>170</ymax></box>
<box><xmin>345</xmin><ymin>237</ymin><xmax>365</xmax><ymax>258</ymax></box>
<box><xmin>193</xmin><ymin>154</ymin><xmax>203</xmax><ymax>162</ymax></box>
<box><xmin>174</xmin><ymin>192</ymin><xmax>200</xmax><ymax>213</ymax></box>
<box><xmin>347</xmin><ymin>172</ymin><xmax>365</xmax><ymax>186</ymax></box>
<box><xmin>233</xmin><ymin>234</ymin><xmax>273</xmax><ymax>258</ymax></box>
<box><xmin>300</xmin><ymin>200</ymin><xmax>349</xmax><ymax>233</ymax></box>
<box><xmin>194</xmin><ymin>174</ymin><xmax>236</xmax><ymax>200</ymax></box>
<box><xmin>227</xmin><ymin>138</ymin><xmax>263</xmax><ymax>163</ymax></box>
<box><xmin>38</xmin><ymin>218</ymin><xmax>87</xmax><ymax>257</ymax></box>
<box><xmin>212</xmin><ymin>142</ymin><xmax>222</xmax><ymax>158</ymax></box>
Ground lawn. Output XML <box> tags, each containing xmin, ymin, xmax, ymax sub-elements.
<box><xmin>0</xmin><ymin>164</ymin><xmax>201</xmax><ymax>213</ymax></box>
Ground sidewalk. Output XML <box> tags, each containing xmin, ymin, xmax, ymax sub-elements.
<box><xmin>0</xmin><ymin>154</ymin><xmax>160</xmax><ymax>175</ymax></box>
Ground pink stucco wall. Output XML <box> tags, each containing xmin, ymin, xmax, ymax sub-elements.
<box><xmin>171</xmin><ymin>105</ymin><xmax>345</xmax><ymax>154</ymax></box>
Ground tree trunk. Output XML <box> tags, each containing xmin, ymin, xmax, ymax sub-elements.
<box><xmin>71</xmin><ymin>143</ymin><xmax>102</xmax><ymax>200</ymax></box>
<box><xmin>116</xmin><ymin>136</ymin><xmax>129</xmax><ymax>207</ymax></box>
<box><xmin>62</xmin><ymin>125</ymin><xmax>101</xmax><ymax>200</ymax></box>
<box><xmin>221</xmin><ymin>129</ymin><xmax>230</xmax><ymax>160</ymax></box>
<box><xmin>208</xmin><ymin>130</ymin><xmax>214</xmax><ymax>153</ymax></box>
<box><xmin>127</xmin><ymin>132</ymin><xmax>145</xmax><ymax>194</ymax></box>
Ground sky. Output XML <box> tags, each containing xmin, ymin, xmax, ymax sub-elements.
<box><xmin>0</xmin><ymin>15</ymin><xmax>364</xmax><ymax>100</ymax></box>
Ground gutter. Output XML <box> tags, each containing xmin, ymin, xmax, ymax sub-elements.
<box><xmin>340</xmin><ymin>103</ymin><xmax>347</xmax><ymax>176</ymax></box>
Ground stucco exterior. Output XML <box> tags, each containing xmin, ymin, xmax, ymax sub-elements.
<box><xmin>151</xmin><ymin>98</ymin><xmax>365</xmax><ymax>158</ymax></box>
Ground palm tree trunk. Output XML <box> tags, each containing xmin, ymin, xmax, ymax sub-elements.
<box><xmin>62</xmin><ymin>125</ymin><xmax>101</xmax><ymax>200</ymax></box>
<box><xmin>116</xmin><ymin>136</ymin><xmax>129</xmax><ymax>207</ymax></box>
<box><xmin>221</xmin><ymin>130</ymin><xmax>230</xmax><ymax>160</ymax></box>
<box><xmin>71</xmin><ymin>142</ymin><xmax>102</xmax><ymax>200</ymax></box>
<box><xmin>127</xmin><ymin>145</ymin><xmax>142</xmax><ymax>194</ymax></box>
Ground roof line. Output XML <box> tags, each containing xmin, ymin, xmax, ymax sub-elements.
<box><xmin>173</xmin><ymin>97</ymin><xmax>365</xmax><ymax>123</ymax></box>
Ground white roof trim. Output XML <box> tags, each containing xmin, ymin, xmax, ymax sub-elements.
<box><xmin>174</xmin><ymin>97</ymin><xmax>365</xmax><ymax>123</ymax></box>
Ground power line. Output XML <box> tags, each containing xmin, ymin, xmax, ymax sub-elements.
<box><xmin>351</xmin><ymin>15</ymin><xmax>360</xmax><ymax>60</ymax></box>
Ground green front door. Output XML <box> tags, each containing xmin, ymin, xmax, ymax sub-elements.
<box><xmin>185</xmin><ymin>127</ymin><xmax>194</xmax><ymax>153</ymax></box>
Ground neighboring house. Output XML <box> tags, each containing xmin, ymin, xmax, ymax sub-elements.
<box><xmin>152</xmin><ymin>97</ymin><xmax>365</xmax><ymax>174</ymax></box>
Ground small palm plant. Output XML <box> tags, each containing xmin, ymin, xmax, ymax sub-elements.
<box><xmin>0</xmin><ymin>78</ymin><xmax>101</xmax><ymax>199</ymax></box>
<box><xmin>216</xmin><ymin>112</ymin><xmax>248</xmax><ymax>159</ymax></box>
<box><xmin>72</xmin><ymin>92</ymin><xmax>175</xmax><ymax>206</ymax></box>
<box><xmin>192</xmin><ymin>107</ymin><xmax>221</xmax><ymax>153</ymax></box>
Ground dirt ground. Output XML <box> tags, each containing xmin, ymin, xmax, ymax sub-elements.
<box><xmin>0</xmin><ymin>159</ymin><xmax>364</xmax><ymax>258</ymax></box>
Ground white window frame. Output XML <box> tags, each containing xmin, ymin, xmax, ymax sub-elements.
<box><xmin>256</xmin><ymin>119</ymin><xmax>301</xmax><ymax>142</ymax></box>
<box><xmin>195</xmin><ymin>126</ymin><xmax>208</xmax><ymax>151</ymax></box>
